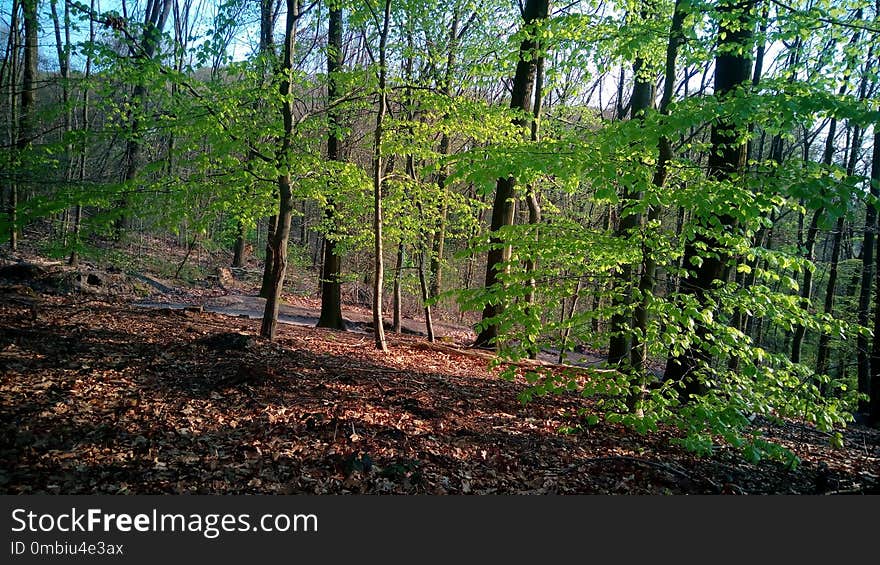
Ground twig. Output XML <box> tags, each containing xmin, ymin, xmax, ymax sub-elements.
<box><xmin>824</xmin><ymin>487</ymin><xmax>865</xmax><ymax>495</ymax></box>
<box><xmin>580</xmin><ymin>456</ymin><xmax>692</xmax><ymax>482</ymax></box>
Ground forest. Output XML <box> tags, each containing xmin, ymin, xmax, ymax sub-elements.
<box><xmin>1</xmin><ymin>0</ymin><xmax>879</xmax><ymax>494</ymax></box>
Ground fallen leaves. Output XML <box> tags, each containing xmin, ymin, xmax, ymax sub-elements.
<box><xmin>0</xmin><ymin>289</ymin><xmax>878</xmax><ymax>495</ymax></box>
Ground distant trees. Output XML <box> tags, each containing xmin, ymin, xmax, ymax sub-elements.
<box><xmin>117</xmin><ymin>0</ymin><xmax>174</xmax><ymax>237</ymax></box>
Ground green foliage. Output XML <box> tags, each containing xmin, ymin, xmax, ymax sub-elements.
<box><xmin>452</xmin><ymin>28</ymin><xmax>870</xmax><ymax>461</ymax></box>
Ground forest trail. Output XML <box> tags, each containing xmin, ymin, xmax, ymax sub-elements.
<box><xmin>132</xmin><ymin>293</ymin><xmax>609</xmax><ymax>370</ymax></box>
<box><xmin>129</xmin><ymin>271</ymin><xmax>609</xmax><ymax>369</ymax></box>
<box><xmin>134</xmin><ymin>293</ymin><xmax>448</xmax><ymax>339</ymax></box>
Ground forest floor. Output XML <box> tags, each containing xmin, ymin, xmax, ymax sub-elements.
<box><xmin>1</xmin><ymin>253</ymin><xmax>879</xmax><ymax>494</ymax></box>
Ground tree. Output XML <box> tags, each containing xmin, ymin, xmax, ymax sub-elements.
<box><xmin>474</xmin><ymin>0</ymin><xmax>550</xmax><ymax>349</ymax></box>
<box><xmin>317</xmin><ymin>0</ymin><xmax>347</xmax><ymax>330</ymax></box>
<box><xmin>608</xmin><ymin>5</ymin><xmax>656</xmax><ymax>367</ymax></box>
<box><xmin>12</xmin><ymin>0</ymin><xmax>38</xmax><ymax>251</ymax></box>
<box><xmin>370</xmin><ymin>0</ymin><xmax>393</xmax><ymax>352</ymax></box>
<box><xmin>631</xmin><ymin>0</ymin><xmax>687</xmax><ymax>383</ymax></box>
<box><xmin>428</xmin><ymin>3</ymin><xmax>466</xmax><ymax>301</ymax></box>
<box><xmin>260</xmin><ymin>0</ymin><xmax>303</xmax><ymax>340</ymax></box>
<box><xmin>860</xmin><ymin>101</ymin><xmax>879</xmax><ymax>415</ymax></box>
<box><xmin>68</xmin><ymin>0</ymin><xmax>97</xmax><ymax>266</ymax></box>
<box><xmin>871</xmin><ymin>127</ymin><xmax>880</xmax><ymax>424</ymax></box>
<box><xmin>790</xmin><ymin>16</ymin><xmax>865</xmax><ymax>365</ymax></box>
<box><xmin>2</xmin><ymin>0</ymin><xmax>21</xmax><ymax>250</ymax></box>
<box><xmin>663</xmin><ymin>0</ymin><xmax>756</xmax><ymax>398</ymax></box>
<box><xmin>258</xmin><ymin>0</ymin><xmax>280</xmax><ymax>298</ymax></box>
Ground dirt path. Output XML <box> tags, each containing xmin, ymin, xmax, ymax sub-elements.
<box><xmin>133</xmin><ymin>292</ymin><xmax>474</xmax><ymax>342</ymax></box>
<box><xmin>133</xmin><ymin>292</ymin><xmax>611</xmax><ymax>370</ymax></box>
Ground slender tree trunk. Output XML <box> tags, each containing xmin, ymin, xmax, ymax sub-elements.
<box><xmin>728</xmin><ymin>1</ymin><xmax>769</xmax><ymax>370</ymax></box>
<box><xmin>609</xmin><ymin>12</ymin><xmax>655</xmax><ymax>366</ymax></box>
<box><xmin>460</xmin><ymin>188</ymin><xmax>486</xmax><ymax>324</ymax></box>
<box><xmin>429</xmin><ymin>9</ymin><xmax>461</xmax><ymax>300</ymax></box>
<box><xmin>862</xmin><ymin>131</ymin><xmax>880</xmax><ymax>415</ymax></box>
<box><xmin>792</xmin><ymin>15</ymin><xmax>863</xmax><ymax>365</ymax></box>
<box><xmin>816</xmin><ymin>216</ymin><xmax>845</xmax><ymax>377</ymax></box>
<box><xmin>317</xmin><ymin>1</ymin><xmax>346</xmax><ymax>330</ymax></box>
<box><xmin>260</xmin><ymin>0</ymin><xmax>300</xmax><ymax>340</ymax></box>
<box><xmin>632</xmin><ymin>0</ymin><xmax>686</xmax><ymax>377</ymax></box>
<box><xmin>260</xmin><ymin>215</ymin><xmax>278</xmax><ymax>298</ymax></box>
<box><xmin>50</xmin><ymin>0</ymin><xmax>73</xmax><ymax>202</ymax></box>
<box><xmin>174</xmin><ymin>236</ymin><xmax>198</xmax><ymax>279</ymax></box>
<box><xmin>474</xmin><ymin>0</ymin><xmax>550</xmax><ymax>348</ymax></box>
<box><xmin>817</xmin><ymin>124</ymin><xmax>865</xmax><ymax>376</ymax></box>
<box><xmin>870</xmin><ymin>130</ymin><xmax>880</xmax><ymax>424</ymax></box>
<box><xmin>744</xmin><ymin>2</ymin><xmax>768</xmax><ymax>163</ymax></box>
<box><xmin>260</xmin><ymin>0</ymin><xmax>276</xmax><ymax>54</ymax></box>
<box><xmin>69</xmin><ymin>0</ymin><xmax>94</xmax><ymax>266</ymax></box>
<box><xmin>418</xmin><ymin>241</ymin><xmax>435</xmax><ymax>343</ymax></box>
<box><xmin>371</xmin><ymin>0</ymin><xmax>392</xmax><ymax>352</ymax></box>
<box><xmin>392</xmin><ymin>242</ymin><xmax>404</xmax><ymax>333</ymax></box>
<box><xmin>664</xmin><ymin>0</ymin><xmax>755</xmax><ymax>397</ymax></box>
<box><xmin>524</xmin><ymin>55</ymin><xmax>545</xmax><ymax>359</ymax></box>
<box><xmin>257</xmin><ymin>0</ymin><xmax>278</xmax><ymax>290</ymax></box>
<box><xmin>232</xmin><ymin>223</ymin><xmax>247</xmax><ymax>267</ymax></box>
<box><xmin>557</xmin><ymin>277</ymin><xmax>584</xmax><ymax>364</ymax></box>
<box><xmin>2</xmin><ymin>0</ymin><xmax>20</xmax><ymax>251</ymax></box>
<box><xmin>614</xmin><ymin>64</ymin><xmax>626</xmax><ymax>121</ymax></box>
<box><xmin>409</xmin><ymin>159</ymin><xmax>435</xmax><ymax>343</ymax></box>
<box><xmin>14</xmin><ymin>0</ymin><xmax>38</xmax><ymax>251</ymax></box>
<box><xmin>792</xmin><ymin>113</ymin><xmax>844</xmax><ymax>363</ymax></box>
<box><xmin>791</xmin><ymin>206</ymin><xmax>824</xmax><ymax>363</ymax></box>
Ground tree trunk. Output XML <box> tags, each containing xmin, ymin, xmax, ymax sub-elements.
<box><xmin>260</xmin><ymin>0</ymin><xmax>276</xmax><ymax>54</ymax></box>
<box><xmin>870</xmin><ymin>130</ymin><xmax>880</xmax><ymax>424</ymax></box>
<box><xmin>371</xmin><ymin>0</ymin><xmax>392</xmax><ymax>352</ymax></box>
<box><xmin>259</xmin><ymin>214</ymin><xmax>278</xmax><ymax>298</ymax></box>
<box><xmin>3</xmin><ymin>0</ymin><xmax>20</xmax><ymax>251</ymax></box>
<box><xmin>524</xmin><ymin>54</ymin><xmax>545</xmax><ymax>359</ymax></box>
<box><xmin>664</xmin><ymin>0</ymin><xmax>755</xmax><ymax>397</ymax></box>
<box><xmin>791</xmin><ymin>206</ymin><xmax>824</xmax><ymax>363</ymax></box>
<box><xmin>260</xmin><ymin>0</ymin><xmax>300</xmax><ymax>340</ymax></box>
<box><xmin>50</xmin><ymin>0</ymin><xmax>74</xmax><ymax>239</ymax></box>
<box><xmin>392</xmin><ymin>242</ymin><xmax>404</xmax><ymax>333</ymax></box>
<box><xmin>474</xmin><ymin>0</ymin><xmax>550</xmax><ymax>348</ymax></box>
<box><xmin>792</xmin><ymin>15</ymin><xmax>863</xmax><ymax>365</ymax></box>
<box><xmin>232</xmin><ymin>222</ymin><xmax>247</xmax><ymax>267</ymax></box>
<box><xmin>429</xmin><ymin>8</ymin><xmax>461</xmax><ymax>300</ymax></box>
<box><xmin>817</xmin><ymin>123</ymin><xmax>865</xmax><ymax>376</ymax></box>
<box><xmin>317</xmin><ymin>1</ymin><xmax>346</xmax><ymax>330</ymax></box>
<box><xmin>557</xmin><ymin>277</ymin><xmax>584</xmax><ymax>364</ymax></box>
<box><xmin>257</xmin><ymin>0</ymin><xmax>278</xmax><ymax>290</ymax></box>
<box><xmin>816</xmin><ymin>216</ymin><xmax>845</xmax><ymax>377</ymax></box>
<box><xmin>14</xmin><ymin>0</ymin><xmax>39</xmax><ymax>251</ymax></box>
<box><xmin>862</xmin><ymin>131</ymin><xmax>880</xmax><ymax>415</ymax></box>
<box><xmin>261</xmin><ymin>180</ymin><xmax>294</xmax><ymax>339</ymax></box>
<box><xmin>632</xmin><ymin>0</ymin><xmax>686</xmax><ymax>377</ymax></box>
<box><xmin>609</xmin><ymin>15</ymin><xmax>655</xmax><ymax>366</ymax></box>
<box><xmin>418</xmin><ymin>241</ymin><xmax>435</xmax><ymax>343</ymax></box>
